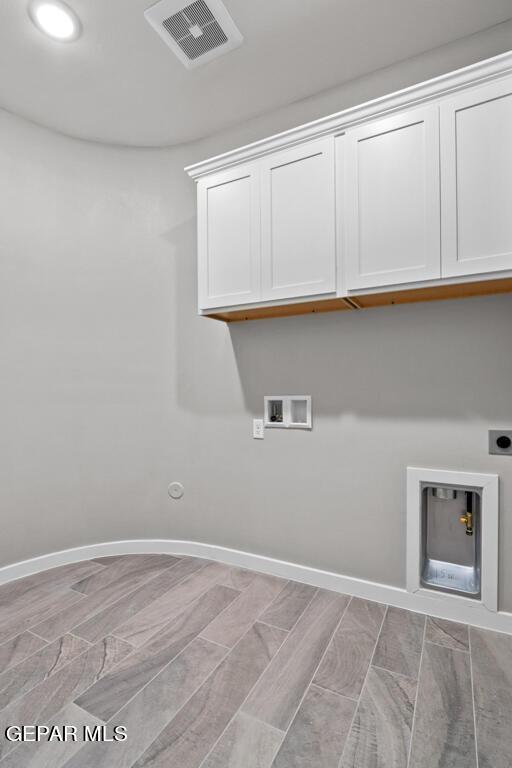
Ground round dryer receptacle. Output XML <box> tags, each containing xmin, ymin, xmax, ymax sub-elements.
<box><xmin>497</xmin><ymin>435</ymin><xmax>512</xmax><ymax>450</ymax></box>
<box><xmin>168</xmin><ymin>481</ymin><xmax>184</xmax><ymax>500</ymax></box>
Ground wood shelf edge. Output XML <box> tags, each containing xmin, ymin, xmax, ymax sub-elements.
<box><xmin>203</xmin><ymin>277</ymin><xmax>512</xmax><ymax>323</ymax></box>
<box><xmin>353</xmin><ymin>276</ymin><xmax>512</xmax><ymax>308</ymax></box>
<box><xmin>205</xmin><ymin>297</ymin><xmax>354</xmax><ymax>322</ymax></box>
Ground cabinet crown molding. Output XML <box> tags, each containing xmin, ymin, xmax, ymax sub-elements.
<box><xmin>185</xmin><ymin>51</ymin><xmax>512</xmax><ymax>180</ymax></box>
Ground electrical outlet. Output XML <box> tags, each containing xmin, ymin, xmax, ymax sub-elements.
<box><xmin>253</xmin><ymin>419</ymin><xmax>264</xmax><ymax>439</ymax></box>
<box><xmin>489</xmin><ymin>429</ymin><xmax>512</xmax><ymax>456</ymax></box>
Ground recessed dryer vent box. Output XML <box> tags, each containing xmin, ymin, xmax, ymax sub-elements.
<box><xmin>264</xmin><ymin>396</ymin><xmax>312</xmax><ymax>429</ymax></box>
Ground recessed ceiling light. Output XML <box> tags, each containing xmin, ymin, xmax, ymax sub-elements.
<box><xmin>28</xmin><ymin>0</ymin><xmax>81</xmax><ymax>42</ymax></box>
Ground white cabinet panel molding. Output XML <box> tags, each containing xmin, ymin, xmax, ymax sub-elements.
<box><xmin>441</xmin><ymin>76</ymin><xmax>512</xmax><ymax>277</ymax></box>
<box><xmin>198</xmin><ymin>163</ymin><xmax>261</xmax><ymax>310</ymax></box>
<box><xmin>260</xmin><ymin>138</ymin><xmax>336</xmax><ymax>301</ymax></box>
<box><xmin>343</xmin><ymin>106</ymin><xmax>440</xmax><ymax>290</ymax></box>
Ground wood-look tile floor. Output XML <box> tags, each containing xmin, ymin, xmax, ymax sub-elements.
<box><xmin>0</xmin><ymin>555</ymin><xmax>510</xmax><ymax>767</ymax></box>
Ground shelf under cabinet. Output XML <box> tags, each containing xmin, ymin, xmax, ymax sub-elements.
<box><xmin>205</xmin><ymin>276</ymin><xmax>512</xmax><ymax>323</ymax></box>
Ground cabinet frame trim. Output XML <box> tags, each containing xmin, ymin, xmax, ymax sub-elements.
<box><xmin>440</xmin><ymin>76</ymin><xmax>512</xmax><ymax>278</ymax></box>
<box><xmin>343</xmin><ymin>104</ymin><xmax>441</xmax><ymax>291</ymax></box>
<box><xmin>259</xmin><ymin>137</ymin><xmax>336</xmax><ymax>301</ymax></box>
<box><xmin>186</xmin><ymin>51</ymin><xmax>512</xmax><ymax>180</ymax></box>
<box><xmin>197</xmin><ymin>162</ymin><xmax>261</xmax><ymax>310</ymax></box>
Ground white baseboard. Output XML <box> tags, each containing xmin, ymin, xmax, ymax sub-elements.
<box><xmin>1</xmin><ymin>539</ymin><xmax>511</xmax><ymax>635</ymax></box>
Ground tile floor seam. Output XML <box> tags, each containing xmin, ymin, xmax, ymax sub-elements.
<box><xmin>0</xmin><ymin>632</ymin><xmax>50</xmax><ymax>673</ymax></box>
<box><xmin>197</xmin><ymin>635</ymin><xmax>231</xmax><ymax>651</ymax></box>
<box><xmin>71</xmin><ymin>629</ymin><xmax>200</xmax><ymax>723</ymax></box>
<box><xmin>82</xmin><ymin>632</ymin><xmax>227</xmax><ymax>728</ymax></box>
<box><xmin>75</xmin><ymin>577</ymin><xmax>248</xmax><ymax>722</ymax></box>
<box><xmin>240</xmin><ymin>712</ymin><xmax>286</xmax><ymax>738</ymax></box>
<box><xmin>71</xmin><ymin>637</ymin><xmax>232</xmax><ymax>768</ymax></box>
<box><xmin>68</xmin><ymin>632</ymin><xmax>93</xmax><ymax>646</ymax></box>
<box><xmin>370</xmin><ymin>663</ymin><xmax>419</xmax><ymax>683</ymax></box>
<box><xmin>0</xmin><ymin>635</ymin><xmax>123</xmax><ymax>764</ymax></box>
<box><xmin>405</xmin><ymin>614</ymin><xmax>427</xmax><ymax>768</ymax></box>
<box><xmin>0</xmin><ymin>630</ymin><xmax>42</xmax><ymax>651</ymax></box>
<box><xmin>200</xmin><ymin>575</ymin><xmax>296</xmax><ymax>647</ymax></box>
<box><xmin>68</xmin><ymin>556</ymin><xmax>171</xmax><ymax>596</ymax></box>
<box><xmin>108</xmin><ymin>631</ymin><xmax>128</xmax><ymax>643</ymax></box>
<box><xmin>265</xmin><ymin>593</ymin><xmax>354</xmax><ymax>766</ymax></box>
<box><xmin>201</xmin><ymin>586</ymin><xmax>321</xmax><ymax>681</ymax></box>
<box><xmin>68</xmin><ymin>560</ymin><xmax>192</xmax><ymax>639</ymax></box>
<box><xmin>90</xmin><ymin>557</ymin><xmax>119</xmax><ymax>566</ymax></box>
<box><xmin>107</xmin><ymin>575</ymin><xmax>240</xmax><ymax>644</ymax></box>
<box><xmin>25</xmin><ymin>628</ymin><xmax>52</xmax><ymax>642</ymax></box>
<box><xmin>107</xmin><ymin>562</ymin><xmax>233</xmax><ymax>648</ymax></box>
<box><xmin>73</xmin><ymin>699</ymin><xmax>106</xmax><ymax>724</ymax></box>
<box><xmin>0</xmin><ymin>591</ymin><xmax>88</xmax><ymax>647</ymax></box>
<box><xmin>38</xmin><ymin>636</ymin><xmax>137</xmax><ymax>723</ymax></box>
<box><xmin>468</xmin><ymin>626</ymin><xmax>481</xmax><ymax>768</ymax></box>
<box><xmin>337</xmin><ymin>602</ymin><xmax>390</xmax><ymax>768</ymax></box>
<box><xmin>112</xmin><ymin>637</ymin><xmax>231</xmax><ymax>752</ymax></box>
<box><xmin>0</xmin><ymin>633</ymin><xmax>100</xmax><ymax>712</ymax></box>
<box><xmin>0</xmin><ymin>561</ymin><xmax>106</xmax><ymax>608</ymax></box>
<box><xmin>265</xmin><ymin>579</ymin><xmax>291</xmax><ymax>604</ymax></box>
<box><xmin>195</xmin><ymin>620</ymin><xmax>293</xmax><ymax>768</ymax></box>
<box><xmin>256</xmin><ymin>618</ymin><xmax>292</xmax><ymax>633</ymax></box>
<box><xmin>191</xmin><ymin>591</ymin><xmax>346</xmax><ymax>766</ymax></box>
<box><xmin>267</xmin><ymin>585</ymin><xmax>321</xmax><ymax>636</ymax></box>
<box><xmin>255</xmin><ymin>582</ymin><xmax>326</xmax><ymax>635</ymax></box>
<box><xmin>424</xmin><ymin>637</ymin><xmax>470</xmax><ymax>654</ymax></box>
<box><xmin>195</xmin><ymin>576</ymin><xmax>273</xmax><ymax>642</ymax></box>
<box><xmin>231</xmin><ymin>708</ymin><xmax>287</xmax><ymax>738</ymax></box>
<box><xmin>309</xmin><ymin>680</ymin><xmax>359</xmax><ymax>702</ymax></box>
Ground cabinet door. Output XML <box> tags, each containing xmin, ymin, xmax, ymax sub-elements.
<box><xmin>441</xmin><ymin>77</ymin><xmax>512</xmax><ymax>277</ymax></box>
<box><xmin>343</xmin><ymin>106</ymin><xmax>440</xmax><ymax>291</ymax></box>
<box><xmin>198</xmin><ymin>164</ymin><xmax>260</xmax><ymax>310</ymax></box>
<box><xmin>260</xmin><ymin>138</ymin><xmax>336</xmax><ymax>301</ymax></box>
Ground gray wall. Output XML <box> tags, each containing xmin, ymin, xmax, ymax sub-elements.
<box><xmin>1</xmin><ymin>22</ymin><xmax>512</xmax><ymax>606</ymax></box>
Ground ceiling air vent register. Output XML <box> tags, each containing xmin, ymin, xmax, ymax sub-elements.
<box><xmin>145</xmin><ymin>0</ymin><xmax>243</xmax><ymax>69</ymax></box>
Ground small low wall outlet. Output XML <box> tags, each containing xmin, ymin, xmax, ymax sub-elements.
<box><xmin>253</xmin><ymin>419</ymin><xmax>264</xmax><ymax>439</ymax></box>
<box><xmin>264</xmin><ymin>396</ymin><xmax>312</xmax><ymax>429</ymax></box>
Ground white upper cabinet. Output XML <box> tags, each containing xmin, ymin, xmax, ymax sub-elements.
<box><xmin>260</xmin><ymin>139</ymin><xmax>336</xmax><ymax>301</ymax></box>
<box><xmin>189</xmin><ymin>54</ymin><xmax>512</xmax><ymax>318</ymax></box>
<box><xmin>441</xmin><ymin>77</ymin><xmax>512</xmax><ymax>278</ymax></box>
<box><xmin>198</xmin><ymin>163</ymin><xmax>260</xmax><ymax>310</ymax></box>
<box><xmin>343</xmin><ymin>106</ymin><xmax>441</xmax><ymax>291</ymax></box>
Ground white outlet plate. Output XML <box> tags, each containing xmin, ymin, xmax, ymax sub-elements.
<box><xmin>489</xmin><ymin>429</ymin><xmax>512</xmax><ymax>455</ymax></box>
<box><xmin>253</xmin><ymin>419</ymin><xmax>264</xmax><ymax>439</ymax></box>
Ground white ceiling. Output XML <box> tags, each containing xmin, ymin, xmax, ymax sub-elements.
<box><xmin>1</xmin><ymin>0</ymin><xmax>511</xmax><ymax>147</ymax></box>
